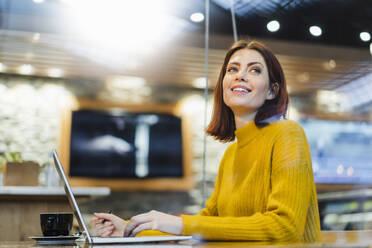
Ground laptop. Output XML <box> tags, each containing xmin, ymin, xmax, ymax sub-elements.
<box><xmin>52</xmin><ymin>149</ymin><xmax>193</xmax><ymax>244</ymax></box>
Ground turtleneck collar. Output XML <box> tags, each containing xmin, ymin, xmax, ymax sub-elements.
<box><xmin>234</xmin><ymin>121</ymin><xmax>261</xmax><ymax>147</ymax></box>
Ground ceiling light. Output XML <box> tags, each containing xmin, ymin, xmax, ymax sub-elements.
<box><xmin>0</xmin><ymin>62</ymin><xmax>6</xmax><ymax>72</ymax></box>
<box><xmin>297</xmin><ymin>72</ymin><xmax>310</xmax><ymax>83</ymax></box>
<box><xmin>179</xmin><ymin>94</ymin><xmax>205</xmax><ymax>116</ymax></box>
<box><xmin>328</xmin><ymin>59</ymin><xmax>336</xmax><ymax>69</ymax></box>
<box><xmin>192</xmin><ymin>77</ymin><xmax>209</xmax><ymax>89</ymax></box>
<box><xmin>360</xmin><ymin>32</ymin><xmax>371</xmax><ymax>42</ymax></box>
<box><xmin>309</xmin><ymin>26</ymin><xmax>322</xmax><ymax>37</ymax></box>
<box><xmin>323</xmin><ymin>59</ymin><xmax>336</xmax><ymax>71</ymax></box>
<box><xmin>107</xmin><ymin>76</ymin><xmax>146</xmax><ymax>90</ymax></box>
<box><xmin>190</xmin><ymin>12</ymin><xmax>204</xmax><ymax>23</ymax></box>
<box><xmin>317</xmin><ymin>90</ymin><xmax>347</xmax><ymax>112</ymax></box>
<box><xmin>267</xmin><ymin>20</ymin><xmax>280</xmax><ymax>32</ymax></box>
<box><xmin>47</xmin><ymin>68</ymin><xmax>63</xmax><ymax>78</ymax></box>
<box><xmin>18</xmin><ymin>64</ymin><xmax>34</xmax><ymax>75</ymax></box>
<box><xmin>370</xmin><ymin>43</ymin><xmax>372</xmax><ymax>55</ymax></box>
<box><xmin>64</xmin><ymin>0</ymin><xmax>176</xmax><ymax>54</ymax></box>
<box><xmin>32</xmin><ymin>33</ymin><xmax>40</xmax><ymax>42</ymax></box>
<box><xmin>33</xmin><ymin>0</ymin><xmax>44</xmax><ymax>3</ymax></box>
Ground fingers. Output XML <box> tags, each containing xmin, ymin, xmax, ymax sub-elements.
<box><xmin>124</xmin><ymin>212</ymin><xmax>154</xmax><ymax>237</ymax></box>
<box><xmin>94</xmin><ymin>212</ymin><xmax>115</xmax><ymax>222</ymax></box>
<box><xmin>95</xmin><ymin>221</ymin><xmax>113</xmax><ymax>231</ymax></box>
<box><xmin>92</xmin><ymin>218</ymin><xmax>105</xmax><ymax>226</ymax></box>
<box><xmin>100</xmin><ymin>226</ymin><xmax>114</xmax><ymax>237</ymax></box>
<box><xmin>95</xmin><ymin>221</ymin><xmax>113</xmax><ymax>229</ymax></box>
<box><xmin>96</xmin><ymin>221</ymin><xmax>114</xmax><ymax>237</ymax></box>
<box><xmin>101</xmin><ymin>229</ymin><xmax>113</xmax><ymax>237</ymax></box>
<box><xmin>129</xmin><ymin>222</ymin><xmax>154</xmax><ymax>237</ymax></box>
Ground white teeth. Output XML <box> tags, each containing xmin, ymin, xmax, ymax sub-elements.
<box><xmin>233</xmin><ymin>88</ymin><xmax>249</xmax><ymax>93</ymax></box>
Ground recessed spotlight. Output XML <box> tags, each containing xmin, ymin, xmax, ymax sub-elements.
<box><xmin>33</xmin><ymin>0</ymin><xmax>44</xmax><ymax>3</ymax></box>
<box><xmin>47</xmin><ymin>68</ymin><xmax>63</xmax><ymax>77</ymax></box>
<box><xmin>19</xmin><ymin>64</ymin><xmax>34</xmax><ymax>75</ymax></box>
<box><xmin>267</xmin><ymin>20</ymin><xmax>280</xmax><ymax>32</ymax></box>
<box><xmin>309</xmin><ymin>25</ymin><xmax>322</xmax><ymax>37</ymax></box>
<box><xmin>190</xmin><ymin>12</ymin><xmax>204</xmax><ymax>23</ymax></box>
<box><xmin>360</xmin><ymin>32</ymin><xmax>371</xmax><ymax>42</ymax></box>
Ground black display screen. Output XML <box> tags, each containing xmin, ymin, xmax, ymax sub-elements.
<box><xmin>69</xmin><ymin>110</ymin><xmax>183</xmax><ymax>178</ymax></box>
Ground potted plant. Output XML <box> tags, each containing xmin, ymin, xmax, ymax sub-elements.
<box><xmin>0</xmin><ymin>152</ymin><xmax>39</xmax><ymax>186</ymax></box>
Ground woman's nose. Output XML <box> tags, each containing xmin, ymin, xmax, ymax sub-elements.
<box><xmin>236</xmin><ymin>71</ymin><xmax>248</xmax><ymax>82</ymax></box>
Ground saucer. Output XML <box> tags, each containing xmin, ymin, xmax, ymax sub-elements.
<box><xmin>29</xmin><ymin>236</ymin><xmax>79</xmax><ymax>245</ymax></box>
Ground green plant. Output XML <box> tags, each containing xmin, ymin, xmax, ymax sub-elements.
<box><xmin>0</xmin><ymin>152</ymin><xmax>23</xmax><ymax>164</ymax></box>
<box><xmin>0</xmin><ymin>157</ymin><xmax>4</xmax><ymax>172</ymax></box>
<box><xmin>4</xmin><ymin>152</ymin><xmax>23</xmax><ymax>163</ymax></box>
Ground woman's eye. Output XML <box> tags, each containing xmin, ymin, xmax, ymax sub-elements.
<box><xmin>251</xmin><ymin>68</ymin><xmax>261</xmax><ymax>74</ymax></box>
<box><xmin>227</xmin><ymin>67</ymin><xmax>238</xmax><ymax>72</ymax></box>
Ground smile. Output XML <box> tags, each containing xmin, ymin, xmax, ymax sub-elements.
<box><xmin>231</xmin><ymin>86</ymin><xmax>252</xmax><ymax>93</ymax></box>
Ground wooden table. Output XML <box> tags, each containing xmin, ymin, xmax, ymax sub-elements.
<box><xmin>1</xmin><ymin>231</ymin><xmax>372</xmax><ymax>248</ymax></box>
<box><xmin>0</xmin><ymin>186</ymin><xmax>110</xmax><ymax>241</ymax></box>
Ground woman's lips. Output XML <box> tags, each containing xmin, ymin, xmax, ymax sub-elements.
<box><xmin>231</xmin><ymin>85</ymin><xmax>252</xmax><ymax>93</ymax></box>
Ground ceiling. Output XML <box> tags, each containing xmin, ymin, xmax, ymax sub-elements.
<box><xmin>0</xmin><ymin>0</ymin><xmax>371</xmax><ymax>115</ymax></box>
<box><xmin>211</xmin><ymin>0</ymin><xmax>372</xmax><ymax>48</ymax></box>
<box><xmin>2</xmin><ymin>0</ymin><xmax>372</xmax><ymax>48</ymax></box>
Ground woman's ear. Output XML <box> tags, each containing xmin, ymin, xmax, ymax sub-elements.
<box><xmin>266</xmin><ymin>82</ymin><xmax>279</xmax><ymax>100</ymax></box>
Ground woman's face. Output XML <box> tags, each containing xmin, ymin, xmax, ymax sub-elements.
<box><xmin>223</xmin><ymin>48</ymin><xmax>274</xmax><ymax>115</ymax></box>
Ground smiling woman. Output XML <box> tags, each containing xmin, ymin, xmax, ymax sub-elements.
<box><xmin>222</xmin><ymin>49</ymin><xmax>276</xmax><ymax>129</ymax></box>
<box><xmin>207</xmin><ymin>40</ymin><xmax>288</xmax><ymax>141</ymax></box>
<box><xmin>92</xmin><ymin>40</ymin><xmax>322</xmax><ymax>243</ymax></box>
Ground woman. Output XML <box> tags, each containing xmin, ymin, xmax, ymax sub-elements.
<box><xmin>93</xmin><ymin>40</ymin><xmax>322</xmax><ymax>243</ymax></box>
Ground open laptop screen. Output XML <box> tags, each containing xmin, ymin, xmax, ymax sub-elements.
<box><xmin>52</xmin><ymin>150</ymin><xmax>93</xmax><ymax>243</ymax></box>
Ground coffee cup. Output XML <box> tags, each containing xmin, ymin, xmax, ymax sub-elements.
<box><xmin>40</xmin><ymin>212</ymin><xmax>73</xmax><ymax>236</ymax></box>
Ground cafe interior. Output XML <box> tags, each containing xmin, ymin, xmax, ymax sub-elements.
<box><xmin>1</xmin><ymin>0</ymin><xmax>372</xmax><ymax>246</ymax></box>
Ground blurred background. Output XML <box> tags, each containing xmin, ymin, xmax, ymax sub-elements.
<box><xmin>0</xmin><ymin>0</ymin><xmax>372</xmax><ymax>235</ymax></box>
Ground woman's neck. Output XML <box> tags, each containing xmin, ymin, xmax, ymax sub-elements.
<box><xmin>234</xmin><ymin>110</ymin><xmax>257</xmax><ymax>129</ymax></box>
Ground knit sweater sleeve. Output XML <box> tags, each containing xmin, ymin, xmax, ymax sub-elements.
<box><xmin>181</xmin><ymin>123</ymin><xmax>313</xmax><ymax>242</ymax></box>
<box><xmin>137</xmin><ymin>145</ymin><xmax>231</xmax><ymax>237</ymax></box>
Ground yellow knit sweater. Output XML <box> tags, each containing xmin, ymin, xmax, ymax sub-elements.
<box><xmin>181</xmin><ymin>120</ymin><xmax>321</xmax><ymax>242</ymax></box>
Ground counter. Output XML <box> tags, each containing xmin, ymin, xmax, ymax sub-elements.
<box><xmin>317</xmin><ymin>189</ymin><xmax>372</xmax><ymax>230</ymax></box>
<box><xmin>1</xmin><ymin>231</ymin><xmax>372</xmax><ymax>248</ymax></box>
<box><xmin>0</xmin><ymin>186</ymin><xmax>110</xmax><ymax>241</ymax></box>
<box><xmin>0</xmin><ymin>185</ymin><xmax>110</xmax><ymax>197</ymax></box>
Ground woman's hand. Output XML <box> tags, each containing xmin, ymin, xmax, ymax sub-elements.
<box><xmin>124</xmin><ymin>210</ymin><xmax>183</xmax><ymax>237</ymax></box>
<box><xmin>92</xmin><ymin>213</ymin><xmax>128</xmax><ymax>237</ymax></box>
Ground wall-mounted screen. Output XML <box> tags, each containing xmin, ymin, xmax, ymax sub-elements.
<box><xmin>69</xmin><ymin>110</ymin><xmax>183</xmax><ymax>179</ymax></box>
<box><xmin>300</xmin><ymin>119</ymin><xmax>372</xmax><ymax>184</ymax></box>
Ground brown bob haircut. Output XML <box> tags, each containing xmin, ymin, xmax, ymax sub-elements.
<box><xmin>206</xmin><ymin>40</ymin><xmax>289</xmax><ymax>142</ymax></box>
